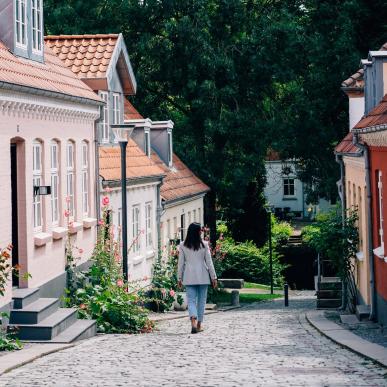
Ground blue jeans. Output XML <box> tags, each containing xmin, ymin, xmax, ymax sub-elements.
<box><xmin>186</xmin><ymin>285</ymin><xmax>208</xmax><ymax>322</ymax></box>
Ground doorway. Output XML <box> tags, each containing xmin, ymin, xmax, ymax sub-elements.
<box><xmin>11</xmin><ymin>143</ymin><xmax>19</xmax><ymax>287</ymax></box>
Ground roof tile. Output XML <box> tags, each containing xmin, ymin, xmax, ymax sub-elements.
<box><xmin>354</xmin><ymin>95</ymin><xmax>387</xmax><ymax>130</ymax></box>
<box><xmin>334</xmin><ymin>132</ymin><xmax>361</xmax><ymax>154</ymax></box>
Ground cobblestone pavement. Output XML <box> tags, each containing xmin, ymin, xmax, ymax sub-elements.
<box><xmin>1</xmin><ymin>295</ymin><xmax>386</xmax><ymax>387</ymax></box>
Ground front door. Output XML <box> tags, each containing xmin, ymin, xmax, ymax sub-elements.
<box><xmin>11</xmin><ymin>143</ymin><xmax>19</xmax><ymax>287</ymax></box>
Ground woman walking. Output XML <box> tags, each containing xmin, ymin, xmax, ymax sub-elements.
<box><xmin>178</xmin><ymin>223</ymin><xmax>217</xmax><ymax>334</ymax></box>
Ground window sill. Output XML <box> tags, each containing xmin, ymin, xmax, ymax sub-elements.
<box><xmin>356</xmin><ymin>251</ymin><xmax>364</xmax><ymax>261</ymax></box>
<box><xmin>34</xmin><ymin>232</ymin><xmax>52</xmax><ymax>247</ymax></box>
<box><xmin>282</xmin><ymin>197</ymin><xmax>297</xmax><ymax>201</ymax></box>
<box><xmin>133</xmin><ymin>256</ymin><xmax>144</xmax><ymax>266</ymax></box>
<box><xmin>69</xmin><ymin>222</ymin><xmax>83</xmax><ymax>234</ymax></box>
<box><xmin>145</xmin><ymin>250</ymin><xmax>155</xmax><ymax>260</ymax></box>
<box><xmin>83</xmin><ymin>218</ymin><xmax>97</xmax><ymax>229</ymax></box>
<box><xmin>373</xmin><ymin>246</ymin><xmax>384</xmax><ymax>259</ymax></box>
<box><xmin>52</xmin><ymin>227</ymin><xmax>68</xmax><ymax>240</ymax></box>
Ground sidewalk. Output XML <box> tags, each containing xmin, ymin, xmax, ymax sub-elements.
<box><xmin>306</xmin><ymin>310</ymin><xmax>387</xmax><ymax>368</ymax></box>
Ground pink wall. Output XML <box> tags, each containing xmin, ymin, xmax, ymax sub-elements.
<box><xmin>0</xmin><ymin>91</ymin><xmax>99</xmax><ymax>307</ymax></box>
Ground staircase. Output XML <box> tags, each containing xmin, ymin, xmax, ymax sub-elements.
<box><xmin>8</xmin><ymin>288</ymin><xmax>96</xmax><ymax>343</ymax></box>
<box><xmin>317</xmin><ymin>277</ymin><xmax>342</xmax><ymax>309</ymax></box>
<box><xmin>287</xmin><ymin>234</ymin><xmax>303</xmax><ymax>246</ymax></box>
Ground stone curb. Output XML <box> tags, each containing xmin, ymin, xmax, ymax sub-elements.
<box><xmin>0</xmin><ymin>342</ymin><xmax>76</xmax><ymax>376</ymax></box>
<box><xmin>306</xmin><ymin>310</ymin><xmax>387</xmax><ymax>368</ymax></box>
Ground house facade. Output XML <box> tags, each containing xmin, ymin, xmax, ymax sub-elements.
<box><xmin>0</xmin><ymin>1</ymin><xmax>101</xmax><ymax>310</ymax></box>
<box><xmin>46</xmin><ymin>35</ymin><xmax>165</xmax><ymax>281</ymax></box>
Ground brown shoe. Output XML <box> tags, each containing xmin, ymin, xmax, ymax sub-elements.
<box><xmin>197</xmin><ymin>323</ymin><xmax>204</xmax><ymax>332</ymax></box>
<box><xmin>190</xmin><ymin>317</ymin><xmax>198</xmax><ymax>334</ymax></box>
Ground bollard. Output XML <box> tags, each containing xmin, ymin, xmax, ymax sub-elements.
<box><xmin>284</xmin><ymin>283</ymin><xmax>289</xmax><ymax>307</ymax></box>
<box><xmin>231</xmin><ymin>290</ymin><xmax>240</xmax><ymax>306</ymax></box>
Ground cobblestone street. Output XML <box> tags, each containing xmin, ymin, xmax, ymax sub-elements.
<box><xmin>1</xmin><ymin>296</ymin><xmax>386</xmax><ymax>387</ymax></box>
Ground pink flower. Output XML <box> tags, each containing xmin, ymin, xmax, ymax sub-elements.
<box><xmin>98</xmin><ymin>220</ymin><xmax>104</xmax><ymax>226</ymax></box>
<box><xmin>169</xmin><ymin>290</ymin><xmax>175</xmax><ymax>297</ymax></box>
<box><xmin>64</xmin><ymin>210</ymin><xmax>70</xmax><ymax>218</ymax></box>
<box><xmin>143</xmin><ymin>276</ymin><xmax>148</xmax><ymax>281</ymax></box>
<box><xmin>78</xmin><ymin>248</ymin><xmax>84</xmax><ymax>254</ymax></box>
<box><xmin>102</xmin><ymin>196</ymin><xmax>109</xmax><ymax>206</ymax></box>
<box><xmin>117</xmin><ymin>279</ymin><xmax>124</xmax><ymax>287</ymax></box>
<box><xmin>65</xmin><ymin>196</ymin><xmax>71</xmax><ymax>203</ymax></box>
<box><xmin>79</xmin><ymin>303</ymin><xmax>86</xmax><ymax>310</ymax></box>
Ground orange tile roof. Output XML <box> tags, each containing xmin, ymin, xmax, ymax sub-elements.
<box><xmin>334</xmin><ymin>132</ymin><xmax>361</xmax><ymax>154</ymax></box>
<box><xmin>124</xmin><ymin>99</ymin><xmax>143</xmax><ymax>120</ymax></box>
<box><xmin>353</xmin><ymin>94</ymin><xmax>387</xmax><ymax>131</ymax></box>
<box><xmin>151</xmin><ymin>152</ymin><xmax>210</xmax><ymax>202</ymax></box>
<box><xmin>45</xmin><ymin>34</ymin><xmax>118</xmax><ymax>80</ymax></box>
<box><xmin>0</xmin><ymin>41</ymin><xmax>100</xmax><ymax>102</ymax></box>
<box><xmin>266</xmin><ymin>149</ymin><xmax>281</xmax><ymax>161</ymax></box>
<box><xmin>99</xmin><ymin>140</ymin><xmax>165</xmax><ymax>182</ymax></box>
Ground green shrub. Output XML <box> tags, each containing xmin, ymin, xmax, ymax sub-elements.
<box><xmin>0</xmin><ymin>315</ymin><xmax>22</xmax><ymax>351</ymax></box>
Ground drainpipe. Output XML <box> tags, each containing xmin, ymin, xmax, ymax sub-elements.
<box><xmin>335</xmin><ymin>153</ymin><xmax>347</xmax><ymax>309</ymax></box>
<box><xmin>156</xmin><ymin>180</ymin><xmax>163</xmax><ymax>257</ymax></box>
<box><xmin>353</xmin><ymin>134</ymin><xmax>376</xmax><ymax>320</ymax></box>
<box><xmin>94</xmin><ymin>124</ymin><xmax>101</xmax><ymax>221</ymax></box>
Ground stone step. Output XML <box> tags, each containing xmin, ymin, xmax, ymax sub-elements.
<box><xmin>9</xmin><ymin>298</ymin><xmax>60</xmax><ymax>325</ymax></box>
<box><xmin>9</xmin><ymin>308</ymin><xmax>78</xmax><ymax>341</ymax></box>
<box><xmin>317</xmin><ymin>298</ymin><xmax>342</xmax><ymax>309</ymax></box>
<box><xmin>318</xmin><ymin>278</ymin><xmax>342</xmax><ymax>291</ymax></box>
<box><xmin>356</xmin><ymin>304</ymin><xmax>371</xmax><ymax>321</ymax></box>
<box><xmin>12</xmin><ymin>288</ymin><xmax>40</xmax><ymax>310</ymax></box>
<box><xmin>27</xmin><ymin>319</ymin><xmax>97</xmax><ymax>344</ymax></box>
<box><xmin>317</xmin><ymin>289</ymin><xmax>342</xmax><ymax>299</ymax></box>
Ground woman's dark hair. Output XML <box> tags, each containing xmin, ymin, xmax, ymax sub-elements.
<box><xmin>184</xmin><ymin>223</ymin><xmax>204</xmax><ymax>251</ymax></box>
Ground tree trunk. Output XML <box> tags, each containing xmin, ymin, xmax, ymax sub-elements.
<box><xmin>204</xmin><ymin>190</ymin><xmax>217</xmax><ymax>244</ymax></box>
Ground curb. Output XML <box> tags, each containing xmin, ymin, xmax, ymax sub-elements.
<box><xmin>0</xmin><ymin>342</ymin><xmax>76</xmax><ymax>375</ymax></box>
<box><xmin>306</xmin><ymin>310</ymin><xmax>387</xmax><ymax>368</ymax></box>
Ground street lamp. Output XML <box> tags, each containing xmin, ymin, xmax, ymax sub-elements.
<box><xmin>111</xmin><ymin>124</ymin><xmax>135</xmax><ymax>283</ymax></box>
<box><xmin>265</xmin><ymin>205</ymin><xmax>274</xmax><ymax>295</ymax></box>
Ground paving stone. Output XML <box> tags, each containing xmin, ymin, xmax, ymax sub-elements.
<box><xmin>0</xmin><ymin>294</ymin><xmax>386</xmax><ymax>386</ymax></box>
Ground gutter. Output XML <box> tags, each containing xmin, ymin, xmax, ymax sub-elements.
<box><xmin>162</xmin><ymin>190</ymin><xmax>210</xmax><ymax>207</ymax></box>
<box><xmin>353</xmin><ymin>124</ymin><xmax>387</xmax><ymax>134</ymax></box>
<box><xmin>352</xmin><ymin>134</ymin><xmax>377</xmax><ymax>321</ymax></box>
<box><xmin>102</xmin><ymin>174</ymin><xmax>166</xmax><ymax>188</ymax></box>
<box><xmin>0</xmin><ymin>81</ymin><xmax>103</xmax><ymax>106</ymax></box>
<box><xmin>156</xmin><ymin>180</ymin><xmax>163</xmax><ymax>253</ymax></box>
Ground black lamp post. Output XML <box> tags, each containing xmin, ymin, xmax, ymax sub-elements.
<box><xmin>265</xmin><ymin>205</ymin><xmax>274</xmax><ymax>295</ymax></box>
<box><xmin>111</xmin><ymin>124</ymin><xmax>135</xmax><ymax>282</ymax></box>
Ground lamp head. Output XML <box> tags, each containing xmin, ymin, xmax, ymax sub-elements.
<box><xmin>111</xmin><ymin>124</ymin><xmax>135</xmax><ymax>142</ymax></box>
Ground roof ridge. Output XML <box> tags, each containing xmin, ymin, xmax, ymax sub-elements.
<box><xmin>45</xmin><ymin>34</ymin><xmax>119</xmax><ymax>40</ymax></box>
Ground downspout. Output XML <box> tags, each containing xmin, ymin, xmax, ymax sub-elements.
<box><xmin>335</xmin><ymin>153</ymin><xmax>347</xmax><ymax>309</ymax></box>
<box><xmin>353</xmin><ymin>134</ymin><xmax>376</xmax><ymax>320</ymax></box>
<box><xmin>156</xmin><ymin>180</ymin><xmax>164</xmax><ymax>257</ymax></box>
<box><xmin>94</xmin><ymin>124</ymin><xmax>101</xmax><ymax>221</ymax></box>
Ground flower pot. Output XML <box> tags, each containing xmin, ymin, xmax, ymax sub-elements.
<box><xmin>174</xmin><ymin>292</ymin><xmax>188</xmax><ymax>311</ymax></box>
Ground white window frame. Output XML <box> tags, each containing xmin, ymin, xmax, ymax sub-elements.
<box><xmin>144</xmin><ymin>130</ymin><xmax>151</xmax><ymax>157</ymax></box>
<box><xmin>112</xmin><ymin>93</ymin><xmax>120</xmax><ymax>125</ymax></box>
<box><xmin>31</xmin><ymin>0</ymin><xmax>43</xmax><ymax>53</ymax></box>
<box><xmin>99</xmin><ymin>91</ymin><xmax>109</xmax><ymax>143</ymax></box>
<box><xmin>15</xmin><ymin>0</ymin><xmax>27</xmax><ymax>48</ymax></box>
<box><xmin>145</xmin><ymin>202</ymin><xmax>153</xmax><ymax>248</ymax></box>
<box><xmin>193</xmin><ymin>209</ymin><xmax>197</xmax><ymax>222</ymax></box>
<box><xmin>167</xmin><ymin>131</ymin><xmax>173</xmax><ymax>166</ymax></box>
<box><xmin>50</xmin><ymin>141</ymin><xmax>60</xmax><ymax>226</ymax></box>
<box><xmin>198</xmin><ymin>208</ymin><xmax>201</xmax><ymax>224</ymax></box>
<box><xmin>173</xmin><ymin>217</ymin><xmax>177</xmax><ymax>239</ymax></box>
<box><xmin>66</xmin><ymin>141</ymin><xmax>75</xmax><ymax>218</ymax></box>
<box><xmin>167</xmin><ymin>219</ymin><xmax>171</xmax><ymax>240</ymax></box>
<box><xmin>81</xmin><ymin>141</ymin><xmax>89</xmax><ymax>217</ymax></box>
<box><xmin>132</xmin><ymin>204</ymin><xmax>140</xmax><ymax>254</ymax></box>
<box><xmin>33</xmin><ymin>141</ymin><xmax>43</xmax><ymax>232</ymax></box>
<box><xmin>283</xmin><ymin>178</ymin><xmax>295</xmax><ymax>197</ymax></box>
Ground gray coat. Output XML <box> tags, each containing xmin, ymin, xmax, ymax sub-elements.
<box><xmin>178</xmin><ymin>241</ymin><xmax>217</xmax><ymax>285</ymax></box>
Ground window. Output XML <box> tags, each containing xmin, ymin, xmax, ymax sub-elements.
<box><xmin>15</xmin><ymin>0</ymin><xmax>27</xmax><ymax>48</ymax></box>
<box><xmin>167</xmin><ymin>131</ymin><xmax>173</xmax><ymax>166</ymax></box>
<box><xmin>50</xmin><ymin>141</ymin><xmax>59</xmax><ymax>225</ymax></box>
<box><xmin>66</xmin><ymin>141</ymin><xmax>75</xmax><ymax>217</ymax></box>
<box><xmin>32</xmin><ymin>0</ymin><xmax>42</xmax><ymax>52</ymax></box>
<box><xmin>283</xmin><ymin>178</ymin><xmax>295</xmax><ymax>196</ymax></box>
<box><xmin>81</xmin><ymin>141</ymin><xmax>89</xmax><ymax>216</ymax></box>
<box><xmin>144</xmin><ymin>131</ymin><xmax>151</xmax><ymax>157</ymax></box>
<box><xmin>173</xmin><ymin>217</ymin><xmax>177</xmax><ymax>238</ymax></box>
<box><xmin>33</xmin><ymin>141</ymin><xmax>43</xmax><ymax>231</ymax></box>
<box><xmin>99</xmin><ymin>91</ymin><xmax>109</xmax><ymax>143</ymax></box>
<box><xmin>112</xmin><ymin>93</ymin><xmax>120</xmax><ymax>125</ymax></box>
<box><xmin>132</xmin><ymin>205</ymin><xmax>140</xmax><ymax>253</ymax></box>
<box><xmin>193</xmin><ymin>209</ymin><xmax>197</xmax><ymax>222</ymax></box>
<box><xmin>180</xmin><ymin>214</ymin><xmax>186</xmax><ymax>240</ymax></box>
<box><xmin>167</xmin><ymin>219</ymin><xmax>171</xmax><ymax>240</ymax></box>
<box><xmin>188</xmin><ymin>211</ymin><xmax>191</xmax><ymax>226</ymax></box>
<box><xmin>145</xmin><ymin>202</ymin><xmax>152</xmax><ymax>248</ymax></box>
<box><xmin>198</xmin><ymin>208</ymin><xmax>201</xmax><ymax>224</ymax></box>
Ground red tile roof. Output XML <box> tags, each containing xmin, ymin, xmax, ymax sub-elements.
<box><xmin>0</xmin><ymin>41</ymin><xmax>100</xmax><ymax>102</ymax></box>
<box><xmin>151</xmin><ymin>153</ymin><xmax>210</xmax><ymax>202</ymax></box>
<box><xmin>334</xmin><ymin>132</ymin><xmax>361</xmax><ymax>154</ymax></box>
<box><xmin>99</xmin><ymin>141</ymin><xmax>165</xmax><ymax>182</ymax></box>
<box><xmin>124</xmin><ymin>99</ymin><xmax>143</xmax><ymax>120</ymax></box>
<box><xmin>266</xmin><ymin>149</ymin><xmax>281</xmax><ymax>161</ymax></box>
<box><xmin>353</xmin><ymin>94</ymin><xmax>387</xmax><ymax>131</ymax></box>
<box><xmin>45</xmin><ymin>34</ymin><xmax>118</xmax><ymax>79</ymax></box>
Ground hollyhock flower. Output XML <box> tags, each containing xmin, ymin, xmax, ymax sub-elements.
<box><xmin>78</xmin><ymin>248</ymin><xmax>84</xmax><ymax>254</ymax></box>
<box><xmin>2</xmin><ymin>251</ymin><xmax>10</xmax><ymax>259</ymax></box>
<box><xmin>102</xmin><ymin>196</ymin><xmax>109</xmax><ymax>206</ymax></box>
<box><xmin>98</xmin><ymin>220</ymin><xmax>104</xmax><ymax>226</ymax></box>
<box><xmin>7</xmin><ymin>243</ymin><xmax>13</xmax><ymax>251</ymax></box>
<box><xmin>117</xmin><ymin>279</ymin><xmax>124</xmax><ymax>287</ymax></box>
<box><xmin>169</xmin><ymin>290</ymin><xmax>175</xmax><ymax>297</ymax></box>
<box><xmin>79</xmin><ymin>304</ymin><xmax>86</xmax><ymax>310</ymax></box>
<box><xmin>64</xmin><ymin>210</ymin><xmax>70</xmax><ymax>218</ymax></box>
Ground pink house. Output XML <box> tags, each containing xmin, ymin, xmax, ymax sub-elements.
<box><xmin>0</xmin><ymin>0</ymin><xmax>101</xmax><ymax>315</ymax></box>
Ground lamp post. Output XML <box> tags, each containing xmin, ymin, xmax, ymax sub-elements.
<box><xmin>265</xmin><ymin>205</ymin><xmax>274</xmax><ymax>295</ymax></box>
<box><xmin>111</xmin><ymin>124</ymin><xmax>135</xmax><ymax>283</ymax></box>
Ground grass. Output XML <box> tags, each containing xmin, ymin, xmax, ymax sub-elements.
<box><xmin>244</xmin><ymin>282</ymin><xmax>282</xmax><ymax>291</ymax></box>
<box><xmin>213</xmin><ymin>290</ymin><xmax>282</xmax><ymax>304</ymax></box>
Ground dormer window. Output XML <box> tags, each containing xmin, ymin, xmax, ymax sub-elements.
<box><xmin>167</xmin><ymin>131</ymin><xmax>172</xmax><ymax>166</ymax></box>
<box><xmin>32</xmin><ymin>0</ymin><xmax>43</xmax><ymax>53</ymax></box>
<box><xmin>15</xmin><ymin>0</ymin><xmax>27</xmax><ymax>48</ymax></box>
<box><xmin>144</xmin><ymin>130</ymin><xmax>150</xmax><ymax>157</ymax></box>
